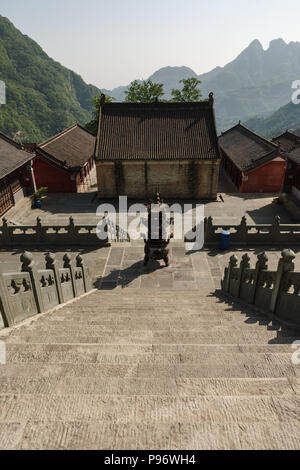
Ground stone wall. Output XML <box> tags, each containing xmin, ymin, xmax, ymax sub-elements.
<box><xmin>96</xmin><ymin>160</ymin><xmax>220</xmax><ymax>200</ymax></box>
<box><xmin>221</xmin><ymin>249</ymin><xmax>300</xmax><ymax>326</ymax></box>
<box><xmin>0</xmin><ymin>252</ymin><xmax>93</xmax><ymax>329</ymax></box>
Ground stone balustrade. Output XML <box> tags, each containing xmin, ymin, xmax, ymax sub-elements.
<box><xmin>221</xmin><ymin>249</ymin><xmax>300</xmax><ymax>326</ymax></box>
<box><xmin>1</xmin><ymin>215</ymin><xmax>300</xmax><ymax>247</ymax></box>
<box><xmin>204</xmin><ymin>215</ymin><xmax>300</xmax><ymax>246</ymax></box>
<box><xmin>0</xmin><ymin>251</ymin><xmax>93</xmax><ymax>329</ymax></box>
<box><xmin>0</xmin><ymin>217</ymin><xmax>110</xmax><ymax>247</ymax></box>
<box><xmin>0</xmin><ymin>216</ymin><xmax>130</xmax><ymax>247</ymax></box>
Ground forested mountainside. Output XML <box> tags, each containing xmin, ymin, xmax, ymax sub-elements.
<box><xmin>0</xmin><ymin>15</ymin><xmax>100</xmax><ymax>142</ymax></box>
<box><xmin>245</xmin><ymin>101</ymin><xmax>300</xmax><ymax>138</ymax></box>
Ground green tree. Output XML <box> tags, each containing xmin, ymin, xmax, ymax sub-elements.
<box><xmin>171</xmin><ymin>77</ymin><xmax>202</xmax><ymax>102</ymax></box>
<box><xmin>85</xmin><ymin>94</ymin><xmax>114</xmax><ymax>135</ymax></box>
<box><xmin>124</xmin><ymin>80</ymin><xmax>164</xmax><ymax>103</ymax></box>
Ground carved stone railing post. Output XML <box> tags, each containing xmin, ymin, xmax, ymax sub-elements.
<box><xmin>223</xmin><ymin>254</ymin><xmax>238</xmax><ymax>293</ymax></box>
<box><xmin>63</xmin><ymin>253</ymin><xmax>77</xmax><ymax>297</ymax></box>
<box><xmin>36</xmin><ymin>217</ymin><xmax>45</xmax><ymax>243</ymax></box>
<box><xmin>0</xmin><ymin>272</ymin><xmax>13</xmax><ymax>326</ymax></box>
<box><xmin>68</xmin><ymin>217</ymin><xmax>78</xmax><ymax>243</ymax></box>
<box><xmin>270</xmin><ymin>249</ymin><xmax>296</xmax><ymax>313</ymax></box>
<box><xmin>270</xmin><ymin>215</ymin><xmax>281</xmax><ymax>243</ymax></box>
<box><xmin>204</xmin><ymin>216</ymin><xmax>214</xmax><ymax>244</ymax></box>
<box><xmin>21</xmin><ymin>251</ymin><xmax>44</xmax><ymax>313</ymax></box>
<box><xmin>237</xmin><ymin>253</ymin><xmax>250</xmax><ymax>297</ymax></box>
<box><xmin>236</xmin><ymin>216</ymin><xmax>248</xmax><ymax>243</ymax></box>
<box><xmin>45</xmin><ymin>252</ymin><xmax>63</xmax><ymax>304</ymax></box>
<box><xmin>76</xmin><ymin>254</ymin><xmax>92</xmax><ymax>292</ymax></box>
<box><xmin>2</xmin><ymin>218</ymin><xmax>11</xmax><ymax>245</ymax></box>
<box><xmin>251</xmin><ymin>252</ymin><xmax>268</xmax><ymax>304</ymax></box>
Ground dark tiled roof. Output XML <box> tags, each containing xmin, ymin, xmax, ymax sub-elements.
<box><xmin>272</xmin><ymin>131</ymin><xmax>300</xmax><ymax>152</ymax></box>
<box><xmin>39</xmin><ymin>124</ymin><xmax>95</xmax><ymax>170</ymax></box>
<box><xmin>219</xmin><ymin>123</ymin><xmax>280</xmax><ymax>172</ymax></box>
<box><xmin>0</xmin><ymin>131</ymin><xmax>33</xmax><ymax>179</ymax></box>
<box><xmin>96</xmin><ymin>101</ymin><xmax>220</xmax><ymax>161</ymax></box>
<box><xmin>288</xmin><ymin>146</ymin><xmax>300</xmax><ymax>165</ymax></box>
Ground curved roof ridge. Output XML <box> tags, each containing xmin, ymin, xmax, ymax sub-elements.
<box><xmin>39</xmin><ymin>123</ymin><xmax>78</xmax><ymax>148</ymax></box>
<box><xmin>220</xmin><ymin>122</ymin><xmax>278</xmax><ymax>149</ymax></box>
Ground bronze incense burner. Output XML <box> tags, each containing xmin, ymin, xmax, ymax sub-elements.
<box><xmin>144</xmin><ymin>193</ymin><xmax>171</xmax><ymax>267</ymax></box>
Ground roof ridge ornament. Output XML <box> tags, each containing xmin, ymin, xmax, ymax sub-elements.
<box><xmin>100</xmin><ymin>93</ymin><xmax>106</xmax><ymax>107</ymax></box>
<box><xmin>208</xmin><ymin>92</ymin><xmax>214</xmax><ymax>106</ymax></box>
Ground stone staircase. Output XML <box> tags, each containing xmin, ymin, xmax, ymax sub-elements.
<box><xmin>0</xmin><ymin>288</ymin><xmax>299</xmax><ymax>450</ymax></box>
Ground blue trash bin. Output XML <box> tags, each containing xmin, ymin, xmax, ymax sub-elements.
<box><xmin>220</xmin><ymin>230</ymin><xmax>230</xmax><ymax>250</ymax></box>
<box><xmin>36</xmin><ymin>199</ymin><xmax>42</xmax><ymax>209</ymax></box>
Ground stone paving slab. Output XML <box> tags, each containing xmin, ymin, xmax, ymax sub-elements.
<box><xmin>30</xmin><ymin>316</ymin><xmax>276</xmax><ymax>330</ymax></box>
<box><xmin>1</xmin><ymin>419</ymin><xmax>298</xmax><ymax>450</ymax></box>
<box><xmin>3</xmin><ymin>342</ymin><xmax>296</xmax><ymax>354</ymax></box>
<box><xmin>0</xmin><ymin>377</ymin><xmax>295</xmax><ymax>397</ymax></box>
<box><xmin>5</xmin><ymin>333</ymin><xmax>299</xmax><ymax>346</ymax></box>
<box><xmin>0</xmin><ymin>361</ymin><xmax>297</xmax><ymax>381</ymax></box>
<box><xmin>1</xmin><ymin>394</ymin><xmax>300</xmax><ymax>424</ymax></box>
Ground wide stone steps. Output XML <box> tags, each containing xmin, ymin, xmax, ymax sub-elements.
<box><xmin>0</xmin><ymin>360</ymin><xmax>296</xmax><ymax>379</ymax></box>
<box><xmin>3</xmin><ymin>345</ymin><xmax>294</xmax><ymax>363</ymax></box>
<box><xmin>6</xmin><ymin>330</ymin><xmax>297</xmax><ymax>345</ymax></box>
<box><xmin>37</xmin><ymin>315</ymin><xmax>270</xmax><ymax>325</ymax></box>
<box><xmin>2</xmin><ymin>419</ymin><xmax>300</xmax><ymax>450</ymax></box>
<box><xmin>0</xmin><ymin>287</ymin><xmax>299</xmax><ymax>449</ymax></box>
<box><xmin>14</xmin><ymin>322</ymin><xmax>294</xmax><ymax>336</ymax></box>
<box><xmin>1</xmin><ymin>352</ymin><xmax>295</xmax><ymax>376</ymax></box>
<box><xmin>23</xmin><ymin>314</ymin><xmax>282</xmax><ymax>328</ymax></box>
<box><xmin>0</xmin><ymin>377</ymin><xmax>297</xmax><ymax>396</ymax></box>
<box><xmin>1</xmin><ymin>394</ymin><xmax>300</xmax><ymax>424</ymax></box>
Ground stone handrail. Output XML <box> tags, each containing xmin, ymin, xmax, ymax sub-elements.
<box><xmin>221</xmin><ymin>249</ymin><xmax>300</xmax><ymax>326</ymax></box>
<box><xmin>204</xmin><ymin>215</ymin><xmax>300</xmax><ymax>246</ymax></box>
<box><xmin>0</xmin><ymin>251</ymin><xmax>93</xmax><ymax>329</ymax></box>
<box><xmin>0</xmin><ymin>216</ymin><xmax>130</xmax><ymax>247</ymax></box>
<box><xmin>2</xmin><ymin>214</ymin><xmax>300</xmax><ymax>247</ymax></box>
<box><xmin>0</xmin><ymin>217</ymin><xmax>110</xmax><ymax>247</ymax></box>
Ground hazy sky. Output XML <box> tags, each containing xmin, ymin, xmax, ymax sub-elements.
<box><xmin>1</xmin><ymin>0</ymin><xmax>300</xmax><ymax>89</ymax></box>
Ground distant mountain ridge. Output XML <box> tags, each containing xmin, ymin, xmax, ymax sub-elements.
<box><xmin>0</xmin><ymin>15</ymin><xmax>101</xmax><ymax>141</ymax></box>
<box><xmin>245</xmin><ymin>101</ymin><xmax>300</xmax><ymax>138</ymax></box>
<box><xmin>1</xmin><ymin>13</ymin><xmax>300</xmax><ymax>140</ymax></box>
<box><xmin>104</xmin><ymin>38</ymin><xmax>300</xmax><ymax>132</ymax></box>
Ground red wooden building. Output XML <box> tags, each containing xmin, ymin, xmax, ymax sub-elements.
<box><xmin>272</xmin><ymin>131</ymin><xmax>300</xmax><ymax>198</ymax></box>
<box><xmin>32</xmin><ymin>124</ymin><xmax>96</xmax><ymax>193</ymax></box>
<box><xmin>0</xmin><ymin>131</ymin><xmax>34</xmax><ymax>217</ymax></box>
<box><xmin>219</xmin><ymin>123</ymin><xmax>285</xmax><ymax>193</ymax></box>
<box><xmin>285</xmin><ymin>147</ymin><xmax>300</xmax><ymax>200</ymax></box>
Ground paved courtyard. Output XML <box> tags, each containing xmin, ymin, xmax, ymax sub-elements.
<box><xmin>1</xmin><ymin>191</ymin><xmax>296</xmax><ymax>227</ymax></box>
